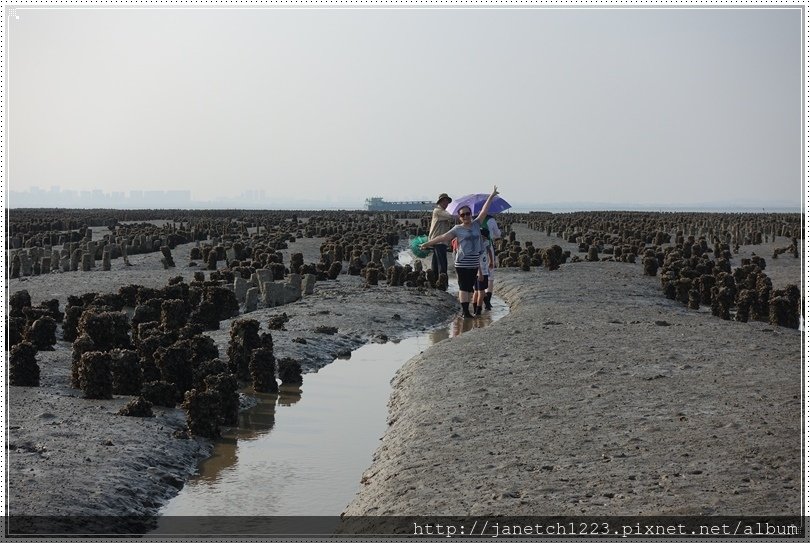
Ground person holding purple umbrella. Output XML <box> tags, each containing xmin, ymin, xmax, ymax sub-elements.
<box><xmin>420</xmin><ymin>186</ymin><xmax>500</xmax><ymax>318</ymax></box>
<box><xmin>447</xmin><ymin>192</ymin><xmax>511</xmax><ymax>216</ymax></box>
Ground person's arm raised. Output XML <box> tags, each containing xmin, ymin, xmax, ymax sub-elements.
<box><xmin>475</xmin><ymin>185</ymin><xmax>499</xmax><ymax>223</ymax></box>
<box><xmin>421</xmin><ymin>230</ymin><xmax>454</xmax><ymax>250</ymax></box>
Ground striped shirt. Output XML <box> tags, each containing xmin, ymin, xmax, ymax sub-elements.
<box><xmin>448</xmin><ymin>221</ymin><xmax>483</xmax><ymax>268</ymax></box>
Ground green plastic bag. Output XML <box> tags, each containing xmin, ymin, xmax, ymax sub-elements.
<box><xmin>410</xmin><ymin>235</ymin><xmax>430</xmax><ymax>258</ymax></box>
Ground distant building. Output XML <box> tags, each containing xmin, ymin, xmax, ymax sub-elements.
<box><xmin>365</xmin><ymin>197</ymin><xmax>433</xmax><ymax>212</ymax></box>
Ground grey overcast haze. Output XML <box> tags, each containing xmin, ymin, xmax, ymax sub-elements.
<box><xmin>8</xmin><ymin>6</ymin><xmax>803</xmax><ymax>210</ymax></box>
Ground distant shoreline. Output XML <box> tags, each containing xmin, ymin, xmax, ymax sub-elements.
<box><xmin>6</xmin><ymin>205</ymin><xmax>803</xmax><ymax>213</ymax></box>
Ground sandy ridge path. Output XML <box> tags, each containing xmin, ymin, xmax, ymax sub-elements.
<box><xmin>345</xmin><ymin>236</ymin><xmax>801</xmax><ymax>516</ymax></box>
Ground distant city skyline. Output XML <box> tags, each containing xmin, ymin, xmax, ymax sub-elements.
<box><xmin>9</xmin><ymin>186</ymin><xmax>193</xmax><ymax>208</ymax></box>
<box><xmin>8</xmin><ymin>8</ymin><xmax>802</xmax><ymax>211</ymax></box>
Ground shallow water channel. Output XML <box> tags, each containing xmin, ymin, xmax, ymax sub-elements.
<box><xmin>155</xmin><ymin>289</ymin><xmax>508</xmax><ymax>525</ymax></box>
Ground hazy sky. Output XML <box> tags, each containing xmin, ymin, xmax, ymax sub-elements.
<box><xmin>9</xmin><ymin>7</ymin><xmax>803</xmax><ymax>209</ymax></box>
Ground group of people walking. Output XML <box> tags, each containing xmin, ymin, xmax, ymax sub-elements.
<box><xmin>420</xmin><ymin>186</ymin><xmax>501</xmax><ymax>319</ymax></box>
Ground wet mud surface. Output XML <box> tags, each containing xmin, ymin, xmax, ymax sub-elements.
<box><xmin>6</xmin><ymin>225</ymin><xmax>802</xmax><ymax>532</ymax></box>
<box><xmin>344</xmin><ymin>227</ymin><xmax>802</xmax><ymax>518</ymax></box>
<box><xmin>6</xmin><ymin>235</ymin><xmax>458</xmax><ymax>533</ymax></box>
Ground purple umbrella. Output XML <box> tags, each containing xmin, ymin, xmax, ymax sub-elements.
<box><xmin>446</xmin><ymin>193</ymin><xmax>511</xmax><ymax>216</ymax></box>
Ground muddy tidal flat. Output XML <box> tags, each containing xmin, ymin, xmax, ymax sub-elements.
<box><xmin>5</xmin><ymin>210</ymin><xmax>803</xmax><ymax>535</ymax></box>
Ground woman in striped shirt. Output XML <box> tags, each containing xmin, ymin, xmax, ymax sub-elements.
<box><xmin>420</xmin><ymin>186</ymin><xmax>500</xmax><ymax>318</ymax></box>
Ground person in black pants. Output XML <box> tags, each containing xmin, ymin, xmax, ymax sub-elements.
<box><xmin>428</xmin><ymin>193</ymin><xmax>454</xmax><ymax>277</ymax></box>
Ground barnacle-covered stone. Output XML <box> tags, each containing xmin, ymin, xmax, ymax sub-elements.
<box><xmin>88</xmin><ymin>293</ymin><xmax>126</xmax><ymax>312</ymax></box>
<box><xmin>436</xmin><ymin>272</ymin><xmax>449</xmax><ymax>291</ymax></box>
<box><xmin>277</xmin><ymin>357</ymin><xmax>303</xmax><ymax>386</ymax></box>
<box><xmin>364</xmin><ymin>266</ymin><xmax>380</xmax><ymax>286</ymax></box>
<box><xmin>117</xmin><ymin>397</ymin><xmax>154</xmax><ymax>417</ymax></box>
<box><xmin>77</xmin><ymin>311</ymin><xmax>132</xmax><ymax>351</ymax></box>
<box><xmin>182</xmin><ymin>389</ymin><xmax>221</xmax><ymax>438</ymax></box>
<box><xmin>227</xmin><ymin>318</ymin><xmax>262</xmax><ymax>380</ymax></box>
<box><xmin>769</xmin><ymin>285</ymin><xmax>801</xmax><ymax>329</ymax></box>
<box><xmin>188</xmin><ymin>300</ymin><xmax>220</xmax><ymax>331</ymax></box>
<box><xmin>130</xmin><ymin>301</ymin><xmax>162</xmax><ymax>341</ymax></box>
<box><xmin>21</xmin><ymin>309</ymin><xmax>50</xmax><ymax>335</ymax></box>
<box><xmin>542</xmin><ymin>245</ymin><xmax>563</xmax><ymax>271</ymax></box>
<box><xmin>135</xmin><ymin>325</ymin><xmax>172</xmax><ymax>382</ymax></box>
<box><xmin>328</xmin><ymin>262</ymin><xmax>342</xmax><ymax>280</ymax></box>
<box><xmin>160</xmin><ymin>299</ymin><xmax>188</xmax><ymax>331</ymax></box>
<box><xmin>9</xmin><ymin>290</ymin><xmax>31</xmax><ymax>318</ymax></box>
<box><xmin>24</xmin><ymin>316</ymin><xmax>57</xmax><ymax>351</ymax></box>
<box><xmin>38</xmin><ymin>299</ymin><xmax>64</xmax><ymax>323</ymax></box>
<box><xmin>155</xmin><ymin>343</ymin><xmax>195</xmax><ymax>400</ymax></box>
<box><xmin>7</xmin><ymin>316</ymin><xmax>26</xmax><ymax>350</ymax></box>
<box><xmin>71</xmin><ymin>334</ymin><xmax>97</xmax><ymax>388</ymax></box>
<box><xmin>267</xmin><ymin>313</ymin><xmax>290</xmax><ymax>331</ymax></box>
<box><xmin>710</xmin><ymin>286</ymin><xmax>734</xmax><ymax>321</ymax></box>
<box><xmin>290</xmin><ymin>252</ymin><xmax>304</xmax><ymax>274</ymax></box>
<box><xmin>642</xmin><ymin>251</ymin><xmax>659</xmax><ymax>276</ymax></box>
<box><xmin>193</xmin><ymin>358</ymin><xmax>230</xmax><ymax>389</ymax></box>
<box><xmin>250</xmin><ymin>347</ymin><xmax>278</xmax><ymax>393</ymax></box>
<box><xmin>185</xmin><ymin>334</ymin><xmax>219</xmax><ymax>366</ymax></box>
<box><xmin>110</xmin><ymin>349</ymin><xmax>142</xmax><ymax>396</ymax></box>
<box><xmin>141</xmin><ymin>381</ymin><xmax>178</xmax><ymax>408</ymax></box>
<box><xmin>735</xmin><ymin>289</ymin><xmax>755</xmax><ymax>322</ymax></box>
<box><xmin>78</xmin><ymin>351</ymin><xmax>113</xmax><ymax>399</ymax></box>
<box><xmin>9</xmin><ymin>342</ymin><xmax>39</xmax><ymax>387</ymax></box>
<box><xmin>204</xmin><ymin>373</ymin><xmax>240</xmax><ymax>426</ymax></box>
<box><xmin>160</xmin><ymin>246</ymin><xmax>176</xmax><ymax>268</ymax></box>
<box><xmin>118</xmin><ymin>284</ymin><xmax>141</xmax><ymax>307</ymax></box>
<box><xmin>751</xmin><ymin>274</ymin><xmax>772</xmax><ymax>322</ymax></box>
<box><xmin>205</xmin><ymin>286</ymin><xmax>240</xmax><ymax>321</ymax></box>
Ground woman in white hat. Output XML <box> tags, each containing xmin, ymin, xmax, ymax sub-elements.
<box><xmin>428</xmin><ymin>193</ymin><xmax>454</xmax><ymax>277</ymax></box>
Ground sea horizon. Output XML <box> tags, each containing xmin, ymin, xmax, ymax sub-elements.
<box><xmin>6</xmin><ymin>203</ymin><xmax>803</xmax><ymax>214</ymax></box>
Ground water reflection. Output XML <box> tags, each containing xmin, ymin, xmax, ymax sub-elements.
<box><xmin>429</xmin><ymin>279</ymin><xmax>509</xmax><ymax>342</ymax></box>
<box><xmin>189</xmin><ymin>385</ymin><xmax>306</xmax><ymax>481</ymax></box>
<box><xmin>158</xmin><ymin>291</ymin><xmax>508</xmax><ymax>521</ymax></box>
<box><xmin>429</xmin><ymin>312</ymin><xmax>497</xmax><ymax>343</ymax></box>
<box><xmin>235</xmin><ymin>408</ymin><xmax>276</xmax><ymax>434</ymax></box>
<box><xmin>192</xmin><ymin>437</ymin><xmax>238</xmax><ymax>485</ymax></box>
<box><xmin>277</xmin><ymin>384</ymin><xmax>302</xmax><ymax>407</ymax></box>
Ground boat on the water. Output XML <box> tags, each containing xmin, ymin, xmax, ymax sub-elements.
<box><xmin>364</xmin><ymin>197</ymin><xmax>433</xmax><ymax>212</ymax></box>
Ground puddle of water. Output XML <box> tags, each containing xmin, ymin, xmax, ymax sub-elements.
<box><xmin>159</xmin><ymin>344</ymin><xmax>406</xmax><ymax>517</ymax></box>
<box><xmin>155</xmin><ymin>292</ymin><xmax>507</xmax><ymax>525</ymax></box>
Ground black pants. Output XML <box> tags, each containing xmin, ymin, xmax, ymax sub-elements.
<box><xmin>431</xmin><ymin>243</ymin><xmax>448</xmax><ymax>276</ymax></box>
<box><xmin>456</xmin><ymin>267</ymin><xmax>477</xmax><ymax>293</ymax></box>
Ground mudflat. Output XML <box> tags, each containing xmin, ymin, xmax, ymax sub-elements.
<box><xmin>344</xmin><ymin>226</ymin><xmax>802</xmax><ymax>517</ymax></box>
<box><xmin>6</xmin><ymin>224</ymin><xmax>802</xmax><ymax>532</ymax></box>
<box><xmin>6</xmin><ymin>234</ymin><xmax>458</xmax><ymax>532</ymax></box>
